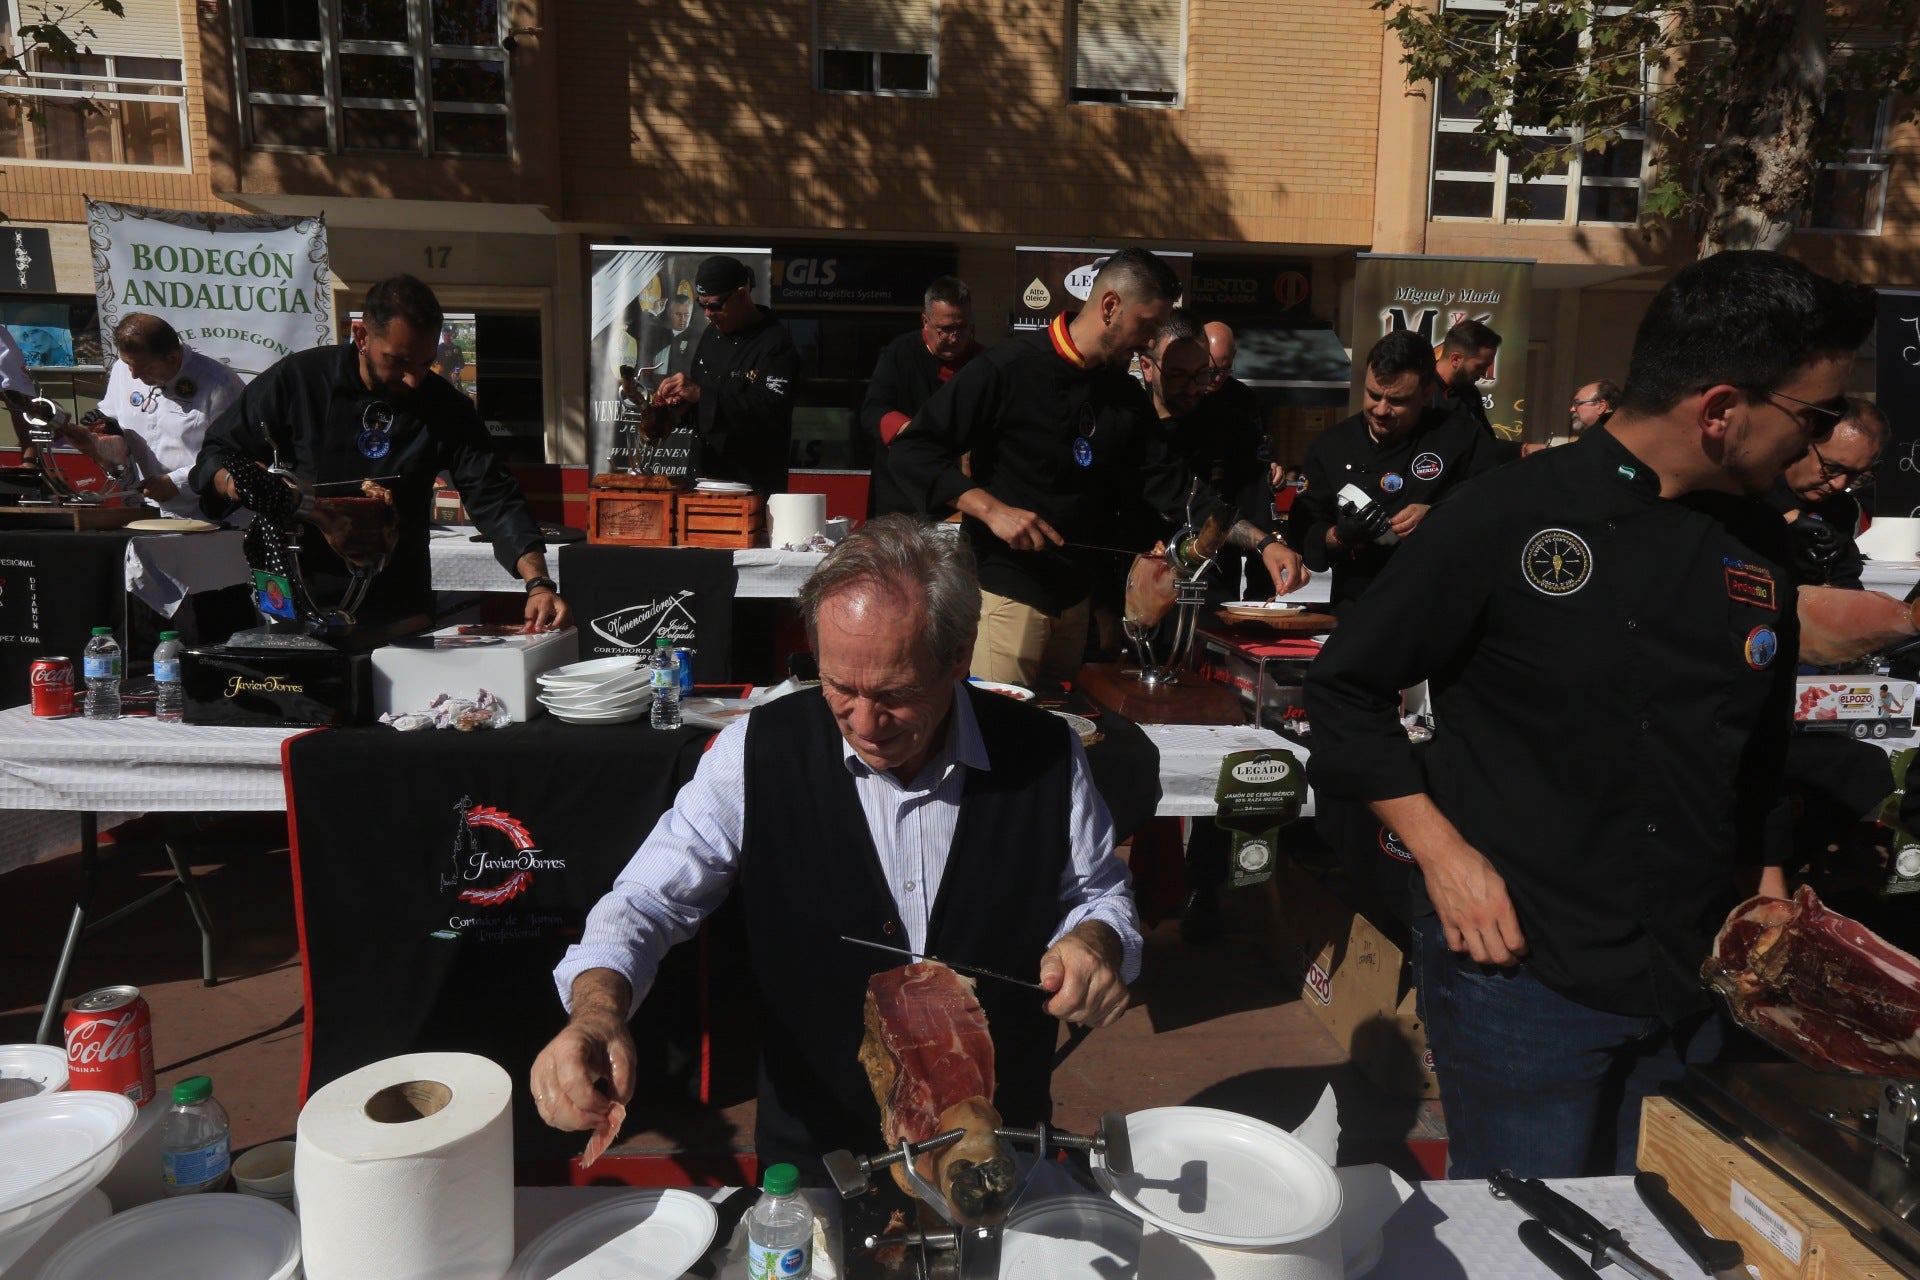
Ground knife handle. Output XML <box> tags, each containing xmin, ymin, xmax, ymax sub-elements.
<box><xmin>1520</xmin><ymin>1219</ymin><xmax>1605</xmax><ymax>1280</ymax></box>
<box><xmin>1635</xmin><ymin>1171</ymin><xmax>1743</xmax><ymax>1275</ymax></box>
<box><xmin>1491</xmin><ymin>1169</ymin><xmax>1612</xmax><ymax>1258</ymax></box>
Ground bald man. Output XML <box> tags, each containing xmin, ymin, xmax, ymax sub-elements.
<box><xmin>97</xmin><ymin>312</ymin><xmax>243</xmax><ymax>518</ymax></box>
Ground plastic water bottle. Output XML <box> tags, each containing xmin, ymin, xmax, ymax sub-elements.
<box><xmin>745</xmin><ymin>1162</ymin><xmax>813</xmax><ymax>1279</ymax></box>
<box><xmin>160</xmin><ymin>1075</ymin><xmax>231</xmax><ymax>1195</ymax></box>
<box><xmin>153</xmin><ymin>630</ymin><xmax>184</xmax><ymax>723</ymax></box>
<box><xmin>82</xmin><ymin>627</ymin><xmax>122</xmax><ymax>720</ymax></box>
<box><xmin>650</xmin><ymin>637</ymin><xmax>682</xmax><ymax>730</ymax></box>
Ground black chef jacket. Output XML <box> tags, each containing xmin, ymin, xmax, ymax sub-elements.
<box><xmin>687</xmin><ymin>307</ymin><xmax>801</xmax><ymax>495</ymax></box>
<box><xmin>859</xmin><ymin>330</ymin><xmax>982</xmax><ymax>517</ymax></box>
<box><xmin>191</xmin><ymin>341</ymin><xmax>543</xmax><ymax>627</ymax></box>
<box><xmin>1765</xmin><ymin>478</ymin><xmax>1865</xmax><ymax>589</ymax></box>
<box><xmin>1288</xmin><ymin>404</ymin><xmax>1500</xmax><ymax>610</ymax></box>
<box><xmin>1135</xmin><ymin>381</ymin><xmax>1270</xmax><ymax>597</ymax></box>
<box><xmin>889</xmin><ymin>321</ymin><xmax>1205</xmax><ymax>616</ymax></box>
<box><xmin>1305</xmin><ymin>428</ymin><xmax>1797</xmax><ymax>1020</ymax></box>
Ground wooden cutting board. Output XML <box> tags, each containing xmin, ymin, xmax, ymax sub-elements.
<box><xmin>1214</xmin><ymin>608</ymin><xmax>1339</xmax><ymax>634</ymax></box>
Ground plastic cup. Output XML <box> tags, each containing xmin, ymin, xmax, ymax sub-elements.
<box><xmin>231</xmin><ymin>1140</ymin><xmax>295</xmax><ymax>1207</ymax></box>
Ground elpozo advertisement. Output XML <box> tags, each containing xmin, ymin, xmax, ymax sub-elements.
<box><xmin>586</xmin><ymin>244</ymin><xmax>771</xmax><ymax>476</ymax></box>
<box><xmin>86</xmin><ymin>200</ymin><xmax>333</xmax><ymax>380</ymax></box>
<box><xmin>1351</xmin><ymin>253</ymin><xmax>1533</xmax><ymax>442</ymax></box>
<box><xmin>1012</xmin><ymin>246</ymin><xmax>1193</xmax><ymax>330</ymax></box>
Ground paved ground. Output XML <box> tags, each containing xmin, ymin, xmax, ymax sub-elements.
<box><xmin>0</xmin><ymin>815</ymin><xmax>1443</xmax><ymax>1185</ymax></box>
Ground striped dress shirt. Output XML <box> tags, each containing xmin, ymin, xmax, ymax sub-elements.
<box><xmin>554</xmin><ymin>685</ymin><xmax>1143</xmax><ymax>1015</ymax></box>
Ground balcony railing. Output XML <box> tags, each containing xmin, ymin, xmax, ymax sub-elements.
<box><xmin>0</xmin><ymin>69</ymin><xmax>188</xmax><ymax>167</ymax></box>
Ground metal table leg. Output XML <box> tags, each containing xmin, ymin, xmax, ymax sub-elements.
<box><xmin>37</xmin><ymin>813</ymin><xmax>99</xmax><ymax>1045</ymax></box>
<box><xmin>162</xmin><ymin>835</ymin><xmax>217</xmax><ymax>987</ymax></box>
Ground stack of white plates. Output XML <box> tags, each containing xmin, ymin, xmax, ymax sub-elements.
<box><xmin>39</xmin><ymin>1193</ymin><xmax>301</xmax><ymax>1280</ymax></box>
<box><xmin>0</xmin><ymin>1092</ymin><xmax>136</xmax><ymax>1273</ymax></box>
<box><xmin>0</xmin><ymin>1044</ymin><xmax>69</xmax><ymax>1104</ymax></box>
<box><xmin>536</xmin><ymin>656</ymin><xmax>654</xmax><ymax>725</ymax></box>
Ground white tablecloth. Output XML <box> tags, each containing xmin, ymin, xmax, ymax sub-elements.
<box><xmin>0</xmin><ymin>706</ymin><xmax>302</xmax><ymax>876</ymax></box>
<box><xmin>429</xmin><ymin>527</ymin><xmax>829</xmax><ymax>599</ymax></box>
<box><xmin>1140</xmin><ymin>722</ymin><xmax>1312</xmax><ymax>818</ymax></box>
<box><xmin>1861</xmin><ymin>558</ymin><xmax>1920</xmax><ymax>599</ymax></box>
<box><xmin>123</xmin><ymin>529</ymin><xmax>247</xmax><ymax>617</ymax></box>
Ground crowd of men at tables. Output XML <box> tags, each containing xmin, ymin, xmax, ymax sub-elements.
<box><xmin>35</xmin><ymin>251</ymin><xmax>1894</xmax><ymax>1186</ymax></box>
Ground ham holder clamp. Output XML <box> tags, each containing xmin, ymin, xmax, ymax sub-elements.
<box><xmin>822</xmin><ymin>1112</ymin><xmax>1133</xmax><ymax>1280</ymax></box>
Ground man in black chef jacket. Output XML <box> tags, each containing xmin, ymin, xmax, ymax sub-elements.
<box><xmin>654</xmin><ymin>255</ymin><xmax>801</xmax><ymax>496</ymax></box>
<box><xmin>1305</xmin><ymin>250</ymin><xmax>1876</xmax><ymax>1180</ymax></box>
<box><xmin>861</xmin><ymin>275</ymin><xmax>984</xmax><ymax>517</ymax></box>
<box><xmin>192</xmin><ymin>274</ymin><xmax>570</xmax><ymax>633</ymax></box>
<box><xmin>1768</xmin><ymin>397</ymin><xmax>1885</xmax><ymax>590</ymax></box>
<box><xmin>1288</xmin><ymin>329</ymin><xmax>1501</xmax><ymax>613</ymax></box>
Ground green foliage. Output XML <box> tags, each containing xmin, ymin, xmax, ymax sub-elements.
<box><xmin>1375</xmin><ymin>0</ymin><xmax>1920</xmax><ymax>236</ymax></box>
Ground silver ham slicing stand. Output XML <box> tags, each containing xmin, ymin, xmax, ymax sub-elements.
<box><xmin>823</xmin><ymin>1112</ymin><xmax>1132</xmax><ymax>1280</ymax></box>
<box><xmin>19</xmin><ymin>398</ymin><xmax>136</xmax><ymax>504</ymax></box>
<box><xmin>1125</xmin><ymin>485</ymin><xmax>1225</xmax><ymax>688</ymax></box>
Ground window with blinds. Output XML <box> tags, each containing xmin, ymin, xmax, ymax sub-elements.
<box><xmin>814</xmin><ymin>0</ymin><xmax>937</xmax><ymax>97</ymax></box>
<box><xmin>1070</xmin><ymin>0</ymin><xmax>1184</xmax><ymax>106</ymax></box>
<box><xmin>0</xmin><ymin>0</ymin><xmax>189</xmax><ymax>167</ymax></box>
<box><xmin>85</xmin><ymin>0</ymin><xmax>185</xmax><ymax>58</ymax></box>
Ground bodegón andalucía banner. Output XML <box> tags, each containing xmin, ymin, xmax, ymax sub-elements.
<box><xmin>87</xmin><ymin>199</ymin><xmax>334</xmax><ymax>381</ymax></box>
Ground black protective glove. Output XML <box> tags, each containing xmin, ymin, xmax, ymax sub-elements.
<box><xmin>1789</xmin><ymin>514</ymin><xmax>1845</xmax><ymax>578</ymax></box>
<box><xmin>1334</xmin><ymin>499</ymin><xmax>1393</xmax><ymax>550</ymax></box>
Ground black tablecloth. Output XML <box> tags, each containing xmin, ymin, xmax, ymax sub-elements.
<box><xmin>557</xmin><ymin>544</ymin><xmax>739</xmax><ymax>679</ymax></box>
<box><xmin>0</xmin><ymin>529</ymin><xmax>135</xmax><ymax>704</ymax></box>
<box><xmin>286</xmin><ymin>717</ymin><xmax>712</xmax><ymax>1156</ymax></box>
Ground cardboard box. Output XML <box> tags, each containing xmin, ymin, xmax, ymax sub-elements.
<box><xmin>1638</xmin><ymin>1096</ymin><xmax>1901</xmax><ymax>1279</ymax></box>
<box><xmin>371</xmin><ymin>625</ymin><xmax>579</xmax><ymax>722</ymax></box>
<box><xmin>1260</xmin><ymin>858</ymin><xmax>1438</xmax><ymax>1099</ymax></box>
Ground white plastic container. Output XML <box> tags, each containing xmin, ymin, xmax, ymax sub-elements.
<box><xmin>372</xmin><ymin>625</ymin><xmax>579</xmax><ymax>721</ymax></box>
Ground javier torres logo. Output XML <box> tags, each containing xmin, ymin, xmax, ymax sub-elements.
<box><xmin>434</xmin><ymin>796</ymin><xmax>568</xmax><ymax>941</ymax></box>
<box><xmin>591</xmin><ymin>589</ymin><xmax>698</xmax><ymax>650</ymax></box>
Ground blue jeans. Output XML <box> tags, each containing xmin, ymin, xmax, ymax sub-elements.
<box><xmin>1411</xmin><ymin>916</ymin><xmax>1722</xmax><ymax>1179</ymax></box>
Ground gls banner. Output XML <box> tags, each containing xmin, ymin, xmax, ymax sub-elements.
<box><xmin>87</xmin><ymin>200</ymin><xmax>333</xmax><ymax>380</ymax></box>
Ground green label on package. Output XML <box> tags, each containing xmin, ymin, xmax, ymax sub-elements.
<box><xmin>1213</xmin><ymin>749</ymin><xmax>1304</xmax><ymax>888</ymax></box>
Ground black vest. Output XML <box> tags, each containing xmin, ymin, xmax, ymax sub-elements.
<box><xmin>740</xmin><ymin>685</ymin><xmax>1073</xmax><ymax>1175</ymax></box>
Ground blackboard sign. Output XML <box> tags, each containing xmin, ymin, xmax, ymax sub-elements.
<box><xmin>1874</xmin><ymin>289</ymin><xmax>1920</xmax><ymax>518</ymax></box>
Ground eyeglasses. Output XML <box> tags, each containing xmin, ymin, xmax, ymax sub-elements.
<box><xmin>1143</xmin><ymin>354</ymin><xmax>1215</xmax><ymax>390</ymax></box>
<box><xmin>1808</xmin><ymin>439</ymin><xmax>1878</xmax><ymax>492</ymax></box>
<box><xmin>927</xmin><ymin>322</ymin><xmax>972</xmax><ymax>338</ymax></box>
<box><xmin>1570</xmin><ymin>396</ymin><xmax>1608</xmax><ymax>408</ymax></box>
<box><xmin>695</xmin><ymin>288</ymin><xmax>742</xmax><ymax>313</ymax></box>
<box><xmin>1758</xmin><ymin>387</ymin><xmax>1848</xmax><ymax>443</ymax></box>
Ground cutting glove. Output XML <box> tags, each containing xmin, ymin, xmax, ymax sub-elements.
<box><xmin>1334</xmin><ymin>500</ymin><xmax>1393</xmax><ymax>549</ymax></box>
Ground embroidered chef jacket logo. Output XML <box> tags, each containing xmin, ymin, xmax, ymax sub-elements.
<box><xmin>1378</xmin><ymin>826</ymin><xmax>1415</xmax><ymax>863</ymax></box>
<box><xmin>1411</xmin><ymin>452</ymin><xmax>1444</xmax><ymax>482</ymax></box>
<box><xmin>1724</xmin><ymin>559</ymin><xmax>1777</xmax><ymax>610</ymax></box>
<box><xmin>1745</xmin><ymin>625</ymin><xmax>1778</xmax><ymax>670</ymax></box>
<box><xmin>1380</xmin><ymin>472</ymin><xmax>1404</xmax><ymax>494</ymax></box>
<box><xmin>1521</xmin><ymin>528</ymin><xmax>1592</xmax><ymax>596</ymax></box>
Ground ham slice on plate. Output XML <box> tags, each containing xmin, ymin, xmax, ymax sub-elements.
<box><xmin>1703</xmin><ymin>886</ymin><xmax>1920</xmax><ymax>1078</ymax></box>
<box><xmin>858</xmin><ymin>961</ymin><xmax>1015</xmax><ymax>1225</ymax></box>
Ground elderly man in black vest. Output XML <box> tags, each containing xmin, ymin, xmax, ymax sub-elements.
<box><xmin>532</xmin><ymin>515</ymin><xmax>1141</xmax><ymax>1175</ymax></box>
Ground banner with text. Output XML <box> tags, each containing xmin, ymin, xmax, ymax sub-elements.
<box><xmin>587</xmin><ymin>244</ymin><xmax>770</xmax><ymax>476</ymax></box>
<box><xmin>1875</xmin><ymin>289</ymin><xmax>1920</xmax><ymax>519</ymax></box>
<box><xmin>1351</xmin><ymin>254</ymin><xmax>1534</xmax><ymax>442</ymax></box>
<box><xmin>86</xmin><ymin>200</ymin><xmax>333</xmax><ymax>380</ymax></box>
<box><xmin>1011</xmin><ymin>246</ymin><xmax>1193</xmax><ymax>330</ymax></box>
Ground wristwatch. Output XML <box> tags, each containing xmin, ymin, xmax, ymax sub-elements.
<box><xmin>523</xmin><ymin>576</ymin><xmax>558</xmax><ymax>595</ymax></box>
<box><xmin>1254</xmin><ymin>533</ymin><xmax>1287</xmax><ymax>555</ymax></box>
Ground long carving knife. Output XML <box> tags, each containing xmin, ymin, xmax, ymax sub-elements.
<box><xmin>1490</xmin><ymin>1169</ymin><xmax>1677</xmax><ymax>1280</ymax></box>
<box><xmin>840</xmin><ymin>935</ymin><xmax>1049</xmax><ymax>992</ymax></box>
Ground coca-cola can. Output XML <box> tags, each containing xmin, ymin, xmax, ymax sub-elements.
<box><xmin>64</xmin><ymin>985</ymin><xmax>157</xmax><ymax>1107</ymax></box>
<box><xmin>30</xmin><ymin>657</ymin><xmax>74</xmax><ymax>717</ymax></box>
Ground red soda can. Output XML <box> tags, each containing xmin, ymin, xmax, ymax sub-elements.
<box><xmin>30</xmin><ymin>657</ymin><xmax>74</xmax><ymax>717</ymax></box>
<box><xmin>64</xmin><ymin>985</ymin><xmax>158</xmax><ymax>1107</ymax></box>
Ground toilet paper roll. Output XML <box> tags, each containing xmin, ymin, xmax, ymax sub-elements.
<box><xmin>295</xmin><ymin>1052</ymin><xmax>514</xmax><ymax>1280</ymax></box>
<box><xmin>1139</xmin><ymin>1220</ymin><xmax>1344</xmax><ymax>1280</ymax></box>
<box><xmin>769</xmin><ymin>492</ymin><xmax>827</xmax><ymax>549</ymax></box>
<box><xmin>1858</xmin><ymin>516</ymin><xmax>1920</xmax><ymax>561</ymax></box>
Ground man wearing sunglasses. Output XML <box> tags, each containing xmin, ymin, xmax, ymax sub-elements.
<box><xmin>653</xmin><ymin>255</ymin><xmax>801</xmax><ymax>496</ymax></box>
<box><xmin>1307</xmin><ymin>250</ymin><xmax>1875</xmax><ymax>1181</ymax></box>
<box><xmin>194</xmin><ymin>274</ymin><xmax>569</xmax><ymax>634</ymax></box>
<box><xmin>1766</xmin><ymin>397</ymin><xmax>1886</xmax><ymax>589</ymax></box>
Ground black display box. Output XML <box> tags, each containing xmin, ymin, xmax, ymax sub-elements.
<box><xmin>182</xmin><ymin>645</ymin><xmax>374</xmax><ymax>727</ymax></box>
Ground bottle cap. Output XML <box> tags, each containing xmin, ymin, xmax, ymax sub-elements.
<box><xmin>91</xmin><ymin>627</ymin><xmax>112</xmax><ymax>636</ymax></box>
<box><xmin>761</xmin><ymin>1162</ymin><xmax>799</xmax><ymax>1196</ymax></box>
<box><xmin>656</xmin><ymin>637</ymin><xmax>674</xmax><ymax>648</ymax></box>
<box><xmin>172</xmin><ymin>1075</ymin><xmax>213</xmax><ymax>1105</ymax></box>
<box><xmin>159</xmin><ymin>631</ymin><xmax>180</xmax><ymax>640</ymax></box>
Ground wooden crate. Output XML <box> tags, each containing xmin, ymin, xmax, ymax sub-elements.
<box><xmin>1638</xmin><ymin>1096</ymin><xmax>1903</xmax><ymax>1279</ymax></box>
<box><xmin>677</xmin><ymin>493</ymin><xmax>765</xmax><ymax>549</ymax></box>
<box><xmin>588</xmin><ymin>489</ymin><xmax>675</xmax><ymax>546</ymax></box>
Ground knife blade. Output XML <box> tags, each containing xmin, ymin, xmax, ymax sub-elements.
<box><xmin>1634</xmin><ymin>1171</ymin><xmax>1747</xmax><ymax>1279</ymax></box>
<box><xmin>1490</xmin><ymin>1169</ymin><xmax>1678</xmax><ymax>1280</ymax></box>
<box><xmin>840</xmin><ymin>935</ymin><xmax>1049</xmax><ymax>992</ymax></box>
<box><xmin>1519</xmin><ymin>1219</ymin><xmax>1605</xmax><ymax>1280</ymax></box>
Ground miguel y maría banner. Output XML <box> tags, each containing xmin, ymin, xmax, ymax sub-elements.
<box><xmin>1874</xmin><ymin>289</ymin><xmax>1920</xmax><ymax>519</ymax></box>
<box><xmin>587</xmin><ymin>243</ymin><xmax>771</xmax><ymax>477</ymax></box>
<box><xmin>86</xmin><ymin>200</ymin><xmax>333</xmax><ymax>380</ymax></box>
<box><xmin>1351</xmin><ymin>253</ymin><xmax>1534</xmax><ymax>442</ymax></box>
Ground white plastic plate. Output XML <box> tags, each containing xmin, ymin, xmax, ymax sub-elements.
<box><xmin>693</xmin><ymin>480</ymin><xmax>752</xmax><ymax>494</ymax></box>
<box><xmin>0</xmin><ymin>1092</ymin><xmax>135</xmax><ymax>1216</ymax></box>
<box><xmin>1092</xmin><ymin>1106</ymin><xmax>1342</xmax><ymax>1248</ymax></box>
<box><xmin>0</xmin><ymin>1044</ymin><xmax>68</xmax><ymax>1103</ymax></box>
<box><xmin>538</xmin><ymin>656</ymin><xmax>645</xmax><ymax>686</ymax></box>
<box><xmin>1000</xmin><ymin>1193</ymin><xmax>1142</xmax><ymax>1275</ymax></box>
<box><xmin>38</xmin><ymin>1192</ymin><xmax>300</xmax><ymax>1280</ymax></box>
<box><xmin>1222</xmin><ymin>600</ymin><xmax>1303</xmax><ymax>613</ymax></box>
<box><xmin>969</xmin><ymin>680</ymin><xmax>1034</xmax><ymax>702</ymax></box>
<box><xmin>1051</xmin><ymin>711</ymin><xmax>1098</xmax><ymax>744</ymax></box>
<box><xmin>507</xmin><ymin>1188</ymin><xmax>718</xmax><ymax>1280</ymax></box>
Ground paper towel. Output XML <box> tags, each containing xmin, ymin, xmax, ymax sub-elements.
<box><xmin>296</xmin><ymin>1052</ymin><xmax>514</xmax><ymax>1280</ymax></box>
<box><xmin>1858</xmin><ymin>516</ymin><xmax>1920</xmax><ymax>561</ymax></box>
<box><xmin>769</xmin><ymin>493</ymin><xmax>828</xmax><ymax>549</ymax></box>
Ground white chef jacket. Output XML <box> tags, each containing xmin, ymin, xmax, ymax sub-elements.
<box><xmin>0</xmin><ymin>325</ymin><xmax>38</xmax><ymax>399</ymax></box>
<box><xmin>99</xmin><ymin>346</ymin><xmax>243</xmax><ymax>518</ymax></box>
